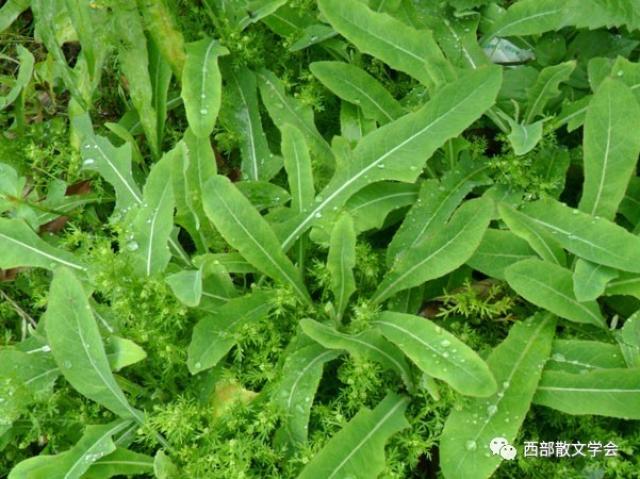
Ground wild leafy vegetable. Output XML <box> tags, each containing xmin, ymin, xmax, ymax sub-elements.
<box><xmin>3</xmin><ymin>1</ymin><xmax>640</xmax><ymax>477</ymax></box>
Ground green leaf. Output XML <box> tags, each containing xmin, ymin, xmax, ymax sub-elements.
<box><xmin>386</xmin><ymin>160</ymin><xmax>491</xmax><ymax>264</ymax></box>
<box><xmin>297</xmin><ymin>394</ymin><xmax>410</xmax><ymax>479</ymax></box>
<box><xmin>505</xmin><ymin>118</ymin><xmax>543</xmax><ymax>156</ymax></box>
<box><xmin>300</xmin><ymin>319</ymin><xmax>413</xmax><ymax>389</ymax></box>
<box><xmin>616</xmin><ymin>311</ymin><xmax>640</xmax><ymax>368</ymax></box>
<box><xmin>8</xmin><ymin>420</ymin><xmax>132</xmax><ymax>479</ymax></box>
<box><xmin>202</xmin><ymin>175</ymin><xmax>310</xmax><ymax>303</ymax></box>
<box><xmin>545</xmin><ymin>339</ymin><xmax>626</xmax><ymax>373</ymax></box>
<box><xmin>605</xmin><ymin>273</ymin><xmax>640</xmax><ymax>299</ymax></box>
<box><xmin>85</xmin><ymin>448</ymin><xmax>154</xmax><ymax>479</ymax></box>
<box><xmin>517</xmin><ymin>197</ymin><xmax>640</xmax><ymax>273</ymax></box>
<box><xmin>187</xmin><ymin>292</ymin><xmax>272</xmax><ymax>374</ymax></box>
<box><xmin>372</xmin><ymin>197</ymin><xmax>493</xmax><ymax>304</ymax></box>
<box><xmin>318</xmin><ymin>0</ymin><xmax>454</xmax><ymax>91</ymax></box>
<box><xmin>440</xmin><ymin>314</ymin><xmax>556</xmax><ymax>479</ymax></box>
<box><xmin>112</xmin><ymin>2</ymin><xmax>159</xmax><ymax>156</ymax></box>
<box><xmin>181</xmin><ymin>38</ymin><xmax>228</xmax><ymax>138</ymax></box>
<box><xmin>524</xmin><ymin>61</ymin><xmax>576</xmax><ymax>123</ymax></box>
<box><xmin>620</xmin><ymin>176</ymin><xmax>640</xmax><ymax>226</ymax></box>
<box><xmin>273</xmin><ymin>343</ymin><xmax>339</xmax><ymax>445</ymax></box>
<box><xmin>467</xmin><ymin>229</ymin><xmax>536</xmax><ymax>280</ymax></box>
<box><xmin>327</xmin><ymin>213</ymin><xmax>356</xmax><ymax>319</ymax></box>
<box><xmin>149</xmin><ymin>38</ymin><xmax>172</xmax><ymax>150</ymax></box>
<box><xmin>373</xmin><ymin>312</ymin><xmax>496</xmax><ymax>396</ymax></box>
<box><xmin>0</xmin><ymin>0</ymin><xmax>30</xmax><ymax>33</ymax></box>
<box><xmin>534</xmin><ymin>369</ymin><xmax>640</xmax><ymax>419</ymax></box>
<box><xmin>498</xmin><ymin>202</ymin><xmax>566</xmax><ymax>266</ymax></box>
<box><xmin>0</xmin><ymin>45</ymin><xmax>34</xmax><ymax>110</ymax></box>
<box><xmin>126</xmin><ymin>157</ymin><xmax>175</xmax><ymax>277</ymax></box>
<box><xmin>222</xmin><ymin>66</ymin><xmax>281</xmax><ymax>181</ymax></box>
<box><xmin>339</xmin><ymin>101</ymin><xmax>376</xmax><ymax>143</ymax></box>
<box><xmin>105</xmin><ymin>336</ymin><xmax>147</xmax><ymax>372</ymax></box>
<box><xmin>282</xmin><ymin>124</ymin><xmax>315</xmax><ymax>213</ymax></box>
<box><xmin>153</xmin><ymin>450</ymin><xmax>179</xmax><ymax>479</ymax></box>
<box><xmin>0</xmin><ymin>218</ymin><xmax>86</xmax><ymax>272</ymax></box>
<box><xmin>505</xmin><ymin>258</ymin><xmax>605</xmax><ymax>328</ymax></box>
<box><xmin>572</xmin><ymin>259</ymin><xmax>618</xmax><ymax>302</ymax></box>
<box><xmin>346</xmin><ymin>182</ymin><xmax>418</xmax><ymax>232</ymax></box>
<box><xmin>165</xmin><ymin>269</ymin><xmax>202</xmax><ymax>307</ymax></box>
<box><xmin>579</xmin><ymin>78</ymin><xmax>640</xmax><ymax>219</ymax></box>
<box><xmin>280</xmin><ymin>67</ymin><xmax>502</xmax><ymax>250</ymax></box>
<box><xmin>81</xmin><ymin>135</ymin><xmax>142</xmax><ymax>213</ymax></box>
<box><xmin>45</xmin><ymin>268</ymin><xmax>144</xmax><ymax>422</ymax></box>
<box><xmin>310</xmin><ymin>61</ymin><xmax>404</xmax><ymax>124</ymax></box>
<box><xmin>257</xmin><ymin>69</ymin><xmax>334</xmax><ymax>170</ymax></box>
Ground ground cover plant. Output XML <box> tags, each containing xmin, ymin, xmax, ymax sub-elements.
<box><xmin>1</xmin><ymin>0</ymin><xmax>640</xmax><ymax>477</ymax></box>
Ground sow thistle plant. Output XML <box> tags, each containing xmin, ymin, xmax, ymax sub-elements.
<box><xmin>1</xmin><ymin>0</ymin><xmax>640</xmax><ymax>478</ymax></box>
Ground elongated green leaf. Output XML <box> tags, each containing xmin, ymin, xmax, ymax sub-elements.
<box><xmin>282</xmin><ymin>124</ymin><xmax>315</xmax><ymax>213</ymax></box>
<box><xmin>505</xmin><ymin>118</ymin><xmax>543</xmax><ymax>155</ymax></box>
<box><xmin>301</xmin><ymin>319</ymin><xmax>413</xmax><ymax>389</ymax></box>
<box><xmin>318</xmin><ymin>0</ymin><xmax>454</xmax><ymax>91</ymax></box>
<box><xmin>181</xmin><ymin>38</ymin><xmax>228</xmax><ymax>138</ymax></box>
<box><xmin>165</xmin><ymin>269</ymin><xmax>202</xmax><ymax>307</ymax></box>
<box><xmin>440</xmin><ymin>314</ymin><xmax>556</xmax><ymax>479</ymax></box>
<box><xmin>483</xmin><ymin>0</ymin><xmax>640</xmax><ymax>43</ymax></box>
<box><xmin>187</xmin><ymin>292</ymin><xmax>272</xmax><ymax>374</ymax></box>
<box><xmin>605</xmin><ymin>273</ymin><xmax>640</xmax><ymax>299</ymax></box>
<box><xmin>85</xmin><ymin>448</ymin><xmax>154</xmax><ymax>479</ymax></box>
<box><xmin>387</xmin><ymin>160</ymin><xmax>491</xmax><ymax>264</ymax></box>
<box><xmin>222</xmin><ymin>66</ymin><xmax>281</xmax><ymax>181</ymax></box>
<box><xmin>8</xmin><ymin>420</ymin><xmax>132</xmax><ymax>479</ymax></box>
<box><xmin>310</xmin><ymin>62</ymin><xmax>404</xmax><ymax>124</ymax></box>
<box><xmin>498</xmin><ymin>203</ymin><xmax>565</xmax><ymax>265</ymax></box>
<box><xmin>257</xmin><ymin>69</ymin><xmax>334</xmax><ymax>169</ymax></box>
<box><xmin>572</xmin><ymin>259</ymin><xmax>618</xmax><ymax>302</ymax></box>
<box><xmin>0</xmin><ymin>46</ymin><xmax>34</xmax><ymax>110</ymax></box>
<box><xmin>327</xmin><ymin>213</ymin><xmax>356</xmax><ymax>318</ymax></box>
<box><xmin>297</xmin><ymin>394</ymin><xmax>410</xmax><ymax>479</ymax></box>
<box><xmin>280</xmin><ymin>67</ymin><xmax>501</xmax><ymax>250</ymax></box>
<box><xmin>505</xmin><ymin>258</ymin><xmax>605</xmax><ymax>328</ymax></box>
<box><xmin>0</xmin><ymin>218</ymin><xmax>86</xmax><ymax>272</ymax></box>
<box><xmin>546</xmin><ymin>339</ymin><xmax>626</xmax><ymax>374</ymax></box>
<box><xmin>467</xmin><ymin>229</ymin><xmax>536</xmax><ymax>280</ymax></box>
<box><xmin>112</xmin><ymin>1</ymin><xmax>158</xmax><ymax>155</ymax></box>
<box><xmin>374</xmin><ymin>312</ymin><xmax>496</xmax><ymax>396</ymax></box>
<box><xmin>45</xmin><ymin>268</ymin><xmax>143</xmax><ymax>422</ymax></box>
<box><xmin>273</xmin><ymin>344</ymin><xmax>339</xmax><ymax>445</ymax></box>
<box><xmin>518</xmin><ymin>197</ymin><xmax>640</xmax><ymax>272</ymax></box>
<box><xmin>0</xmin><ymin>0</ymin><xmax>29</xmax><ymax>33</ymax></box>
<box><xmin>149</xmin><ymin>38</ymin><xmax>172</xmax><ymax>150</ymax></box>
<box><xmin>81</xmin><ymin>136</ymin><xmax>142</xmax><ymax>213</ymax></box>
<box><xmin>202</xmin><ymin>175</ymin><xmax>310</xmax><ymax>303</ymax></box>
<box><xmin>534</xmin><ymin>369</ymin><xmax>640</xmax><ymax>419</ymax></box>
<box><xmin>64</xmin><ymin>0</ymin><xmax>96</xmax><ymax>77</ymax></box>
<box><xmin>138</xmin><ymin>0</ymin><xmax>186</xmax><ymax>78</ymax></box>
<box><xmin>524</xmin><ymin>61</ymin><xmax>575</xmax><ymax>123</ymax></box>
<box><xmin>127</xmin><ymin>157</ymin><xmax>174</xmax><ymax>277</ymax></box>
<box><xmin>373</xmin><ymin>197</ymin><xmax>492</xmax><ymax>304</ymax></box>
<box><xmin>579</xmin><ymin>78</ymin><xmax>640</xmax><ymax>219</ymax></box>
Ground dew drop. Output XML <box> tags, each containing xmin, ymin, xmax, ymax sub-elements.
<box><xmin>487</xmin><ymin>404</ymin><xmax>498</xmax><ymax>416</ymax></box>
<box><xmin>440</xmin><ymin>339</ymin><xmax>451</xmax><ymax>347</ymax></box>
<box><xmin>83</xmin><ymin>158</ymin><xmax>96</xmax><ymax>167</ymax></box>
<box><xmin>465</xmin><ymin>440</ymin><xmax>477</xmax><ymax>451</ymax></box>
<box><xmin>64</xmin><ymin>360</ymin><xmax>72</xmax><ymax>369</ymax></box>
<box><xmin>194</xmin><ymin>362</ymin><xmax>202</xmax><ymax>370</ymax></box>
<box><xmin>314</xmin><ymin>212</ymin><xmax>322</xmax><ymax>218</ymax></box>
<box><xmin>126</xmin><ymin>241</ymin><xmax>139</xmax><ymax>252</ymax></box>
<box><xmin>200</xmin><ymin>108</ymin><xmax>208</xmax><ymax>115</ymax></box>
<box><xmin>502</xmin><ymin>381</ymin><xmax>510</xmax><ymax>389</ymax></box>
<box><xmin>552</xmin><ymin>353</ymin><xmax>565</xmax><ymax>362</ymax></box>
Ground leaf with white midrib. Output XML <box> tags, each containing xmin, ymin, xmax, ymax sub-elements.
<box><xmin>279</xmin><ymin>67</ymin><xmax>501</xmax><ymax>251</ymax></box>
